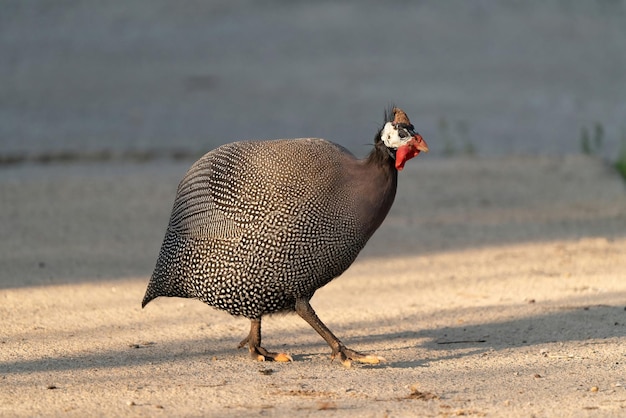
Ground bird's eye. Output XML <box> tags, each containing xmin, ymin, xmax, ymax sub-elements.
<box><xmin>398</xmin><ymin>129</ymin><xmax>409</xmax><ymax>139</ymax></box>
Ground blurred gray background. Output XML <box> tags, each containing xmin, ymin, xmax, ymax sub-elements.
<box><xmin>1</xmin><ymin>0</ymin><xmax>625</xmax><ymax>159</ymax></box>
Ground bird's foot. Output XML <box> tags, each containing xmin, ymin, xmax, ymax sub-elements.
<box><xmin>237</xmin><ymin>337</ymin><xmax>292</xmax><ymax>362</ymax></box>
<box><xmin>332</xmin><ymin>346</ymin><xmax>385</xmax><ymax>367</ymax></box>
<box><xmin>252</xmin><ymin>347</ymin><xmax>293</xmax><ymax>362</ymax></box>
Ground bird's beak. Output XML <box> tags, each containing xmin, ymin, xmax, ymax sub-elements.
<box><xmin>412</xmin><ymin>134</ymin><xmax>429</xmax><ymax>153</ymax></box>
<box><xmin>395</xmin><ymin>134</ymin><xmax>429</xmax><ymax>171</ymax></box>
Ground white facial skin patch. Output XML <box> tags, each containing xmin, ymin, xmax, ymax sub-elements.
<box><xmin>380</xmin><ymin>122</ymin><xmax>411</xmax><ymax>149</ymax></box>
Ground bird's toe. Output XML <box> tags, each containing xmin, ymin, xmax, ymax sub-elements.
<box><xmin>355</xmin><ymin>354</ymin><xmax>385</xmax><ymax>364</ymax></box>
<box><xmin>250</xmin><ymin>346</ymin><xmax>293</xmax><ymax>362</ymax></box>
<box><xmin>335</xmin><ymin>347</ymin><xmax>385</xmax><ymax>367</ymax></box>
<box><xmin>271</xmin><ymin>352</ymin><xmax>293</xmax><ymax>362</ymax></box>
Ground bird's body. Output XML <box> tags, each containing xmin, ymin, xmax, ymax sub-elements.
<box><xmin>142</xmin><ymin>107</ymin><xmax>428</xmax><ymax>365</ymax></box>
<box><xmin>143</xmin><ymin>139</ymin><xmax>396</xmax><ymax>317</ymax></box>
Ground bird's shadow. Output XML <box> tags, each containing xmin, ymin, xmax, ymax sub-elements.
<box><xmin>3</xmin><ymin>294</ymin><xmax>625</xmax><ymax>376</ymax></box>
<box><xmin>346</xmin><ymin>299</ymin><xmax>626</xmax><ymax>369</ymax></box>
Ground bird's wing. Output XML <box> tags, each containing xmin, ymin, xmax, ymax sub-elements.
<box><xmin>167</xmin><ymin>147</ymin><xmax>243</xmax><ymax>240</ymax></box>
<box><xmin>167</xmin><ymin>139</ymin><xmax>351</xmax><ymax>240</ymax></box>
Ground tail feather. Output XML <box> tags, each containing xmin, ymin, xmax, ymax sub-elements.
<box><xmin>143</xmin><ymin>228</ymin><xmax>196</xmax><ymax>308</ymax></box>
<box><xmin>141</xmin><ymin>279</ymin><xmax>158</xmax><ymax>308</ymax></box>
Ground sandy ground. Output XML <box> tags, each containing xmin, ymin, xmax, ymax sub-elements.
<box><xmin>2</xmin><ymin>155</ymin><xmax>626</xmax><ymax>417</ymax></box>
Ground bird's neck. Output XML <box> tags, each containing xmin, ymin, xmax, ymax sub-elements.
<box><xmin>365</xmin><ymin>140</ymin><xmax>396</xmax><ymax>172</ymax></box>
<box><xmin>351</xmin><ymin>141</ymin><xmax>398</xmax><ymax>238</ymax></box>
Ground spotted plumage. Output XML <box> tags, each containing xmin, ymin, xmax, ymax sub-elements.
<box><xmin>142</xmin><ymin>107</ymin><xmax>428</xmax><ymax>365</ymax></box>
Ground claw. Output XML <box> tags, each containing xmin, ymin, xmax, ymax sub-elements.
<box><xmin>357</xmin><ymin>354</ymin><xmax>385</xmax><ymax>364</ymax></box>
<box><xmin>273</xmin><ymin>352</ymin><xmax>293</xmax><ymax>362</ymax></box>
<box><xmin>249</xmin><ymin>346</ymin><xmax>292</xmax><ymax>362</ymax></box>
<box><xmin>255</xmin><ymin>351</ymin><xmax>292</xmax><ymax>362</ymax></box>
<box><xmin>333</xmin><ymin>346</ymin><xmax>385</xmax><ymax>366</ymax></box>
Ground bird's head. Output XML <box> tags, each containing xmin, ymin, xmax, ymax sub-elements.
<box><xmin>380</xmin><ymin>107</ymin><xmax>429</xmax><ymax>171</ymax></box>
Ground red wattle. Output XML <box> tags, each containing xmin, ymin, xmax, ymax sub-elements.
<box><xmin>395</xmin><ymin>144</ymin><xmax>420</xmax><ymax>171</ymax></box>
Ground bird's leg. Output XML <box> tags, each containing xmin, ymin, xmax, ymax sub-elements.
<box><xmin>237</xmin><ymin>318</ymin><xmax>292</xmax><ymax>362</ymax></box>
<box><xmin>295</xmin><ymin>298</ymin><xmax>384</xmax><ymax>366</ymax></box>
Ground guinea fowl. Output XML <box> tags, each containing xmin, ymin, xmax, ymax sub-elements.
<box><xmin>142</xmin><ymin>107</ymin><xmax>428</xmax><ymax>365</ymax></box>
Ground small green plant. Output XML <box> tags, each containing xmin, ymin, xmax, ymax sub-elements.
<box><xmin>615</xmin><ymin>129</ymin><xmax>626</xmax><ymax>180</ymax></box>
<box><xmin>457</xmin><ymin>120</ymin><xmax>476</xmax><ymax>156</ymax></box>
<box><xmin>580</xmin><ymin>122</ymin><xmax>604</xmax><ymax>155</ymax></box>
<box><xmin>580</xmin><ymin>122</ymin><xmax>626</xmax><ymax>182</ymax></box>
<box><xmin>438</xmin><ymin>117</ymin><xmax>476</xmax><ymax>157</ymax></box>
<box><xmin>439</xmin><ymin>117</ymin><xmax>455</xmax><ymax>156</ymax></box>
